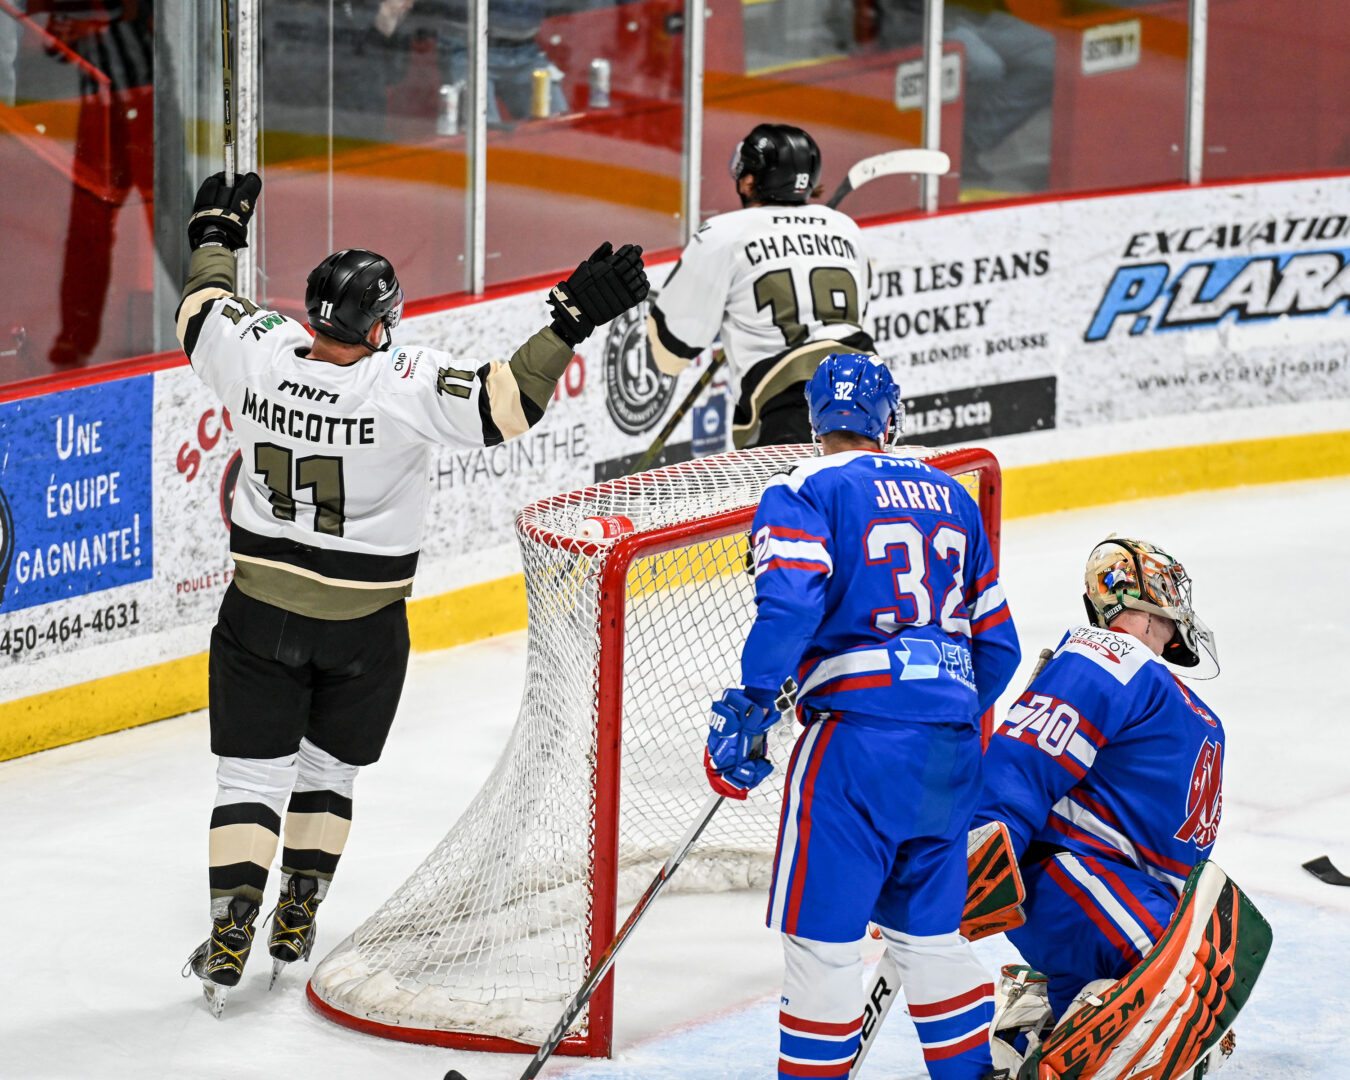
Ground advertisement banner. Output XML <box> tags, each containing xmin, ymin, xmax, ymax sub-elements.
<box><xmin>862</xmin><ymin>175</ymin><xmax>1350</xmax><ymax>434</ymax></box>
<box><xmin>0</xmin><ymin>378</ymin><xmax>153</xmax><ymax>661</ymax></box>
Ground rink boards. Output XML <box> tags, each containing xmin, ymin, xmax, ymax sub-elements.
<box><xmin>3</xmin><ymin>173</ymin><xmax>1350</xmax><ymax>757</ymax></box>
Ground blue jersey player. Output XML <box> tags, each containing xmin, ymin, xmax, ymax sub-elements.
<box><xmin>974</xmin><ymin>538</ymin><xmax>1227</xmax><ymax>1063</ymax></box>
<box><xmin>704</xmin><ymin>353</ymin><xmax>1021</xmax><ymax>1080</ymax></box>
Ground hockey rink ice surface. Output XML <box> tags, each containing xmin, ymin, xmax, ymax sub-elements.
<box><xmin>2</xmin><ymin>476</ymin><xmax>1349</xmax><ymax>1080</ymax></box>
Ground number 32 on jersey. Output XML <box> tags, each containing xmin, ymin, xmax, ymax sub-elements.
<box><xmin>864</xmin><ymin>517</ymin><xmax>970</xmax><ymax>636</ymax></box>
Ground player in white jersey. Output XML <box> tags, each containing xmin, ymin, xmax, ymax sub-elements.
<box><xmin>646</xmin><ymin>124</ymin><xmax>874</xmax><ymax>448</ymax></box>
<box><xmin>176</xmin><ymin>170</ymin><xmax>650</xmax><ymax>1016</ymax></box>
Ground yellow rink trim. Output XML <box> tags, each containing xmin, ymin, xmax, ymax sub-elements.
<box><xmin>0</xmin><ymin>576</ymin><xmax>530</xmax><ymax>763</ymax></box>
<box><xmin>2</xmin><ymin>429</ymin><xmax>1347</xmax><ymax>762</ymax></box>
<box><xmin>1002</xmin><ymin>429</ymin><xmax>1350</xmax><ymax>519</ymax></box>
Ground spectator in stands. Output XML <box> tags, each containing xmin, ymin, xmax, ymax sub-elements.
<box><xmin>0</xmin><ymin>1</ymin><xmax>23</xmax><ymax>106</ymax></box>
<box><xmin>876</xmin><ymin>0</ymin><xmax>1054</xmax><ymax>190</ymax></box>
<box><xmin>388</xmin><ymin>0</ymin><xmax>567</xmax><ymax>124</ymax></box>
<box><xmin>46</xmin><ymin>0</ymin><xmax>155</xmax><ymax>366</ymax></box>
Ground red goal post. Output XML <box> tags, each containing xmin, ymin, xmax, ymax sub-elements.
<box><xmin>307</xmin><ymin>443</ymin><xmax>1003</xmax><ymax>1058</ymax></box>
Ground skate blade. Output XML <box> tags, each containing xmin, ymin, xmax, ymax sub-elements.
<box><xmin>202</xmin><ymin>980</ymin><xmax>230</xmax><ymax>1019</ymax></box>
<box><xmin>269</xmin><ymin>957</ymin><xmax>287</xmax><ymax>990</ymax></box>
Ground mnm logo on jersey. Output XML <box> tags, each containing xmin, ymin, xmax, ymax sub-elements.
<box><xmin>0</xmin><ymin>377</ymin><xmax>154</xmax><ymax>611</ymax></box>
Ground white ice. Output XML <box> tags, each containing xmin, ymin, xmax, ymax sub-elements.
<box><xmin>2</xmin><ymin>477</ymin><xmax>1349</xmax><ymax>1080</ymax></box>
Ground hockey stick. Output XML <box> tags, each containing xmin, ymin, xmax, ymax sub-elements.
<box><xmin>445</xmin><ymin>790</ymin><xmax>728</xmax><ymax>1080</ymax></box>
<box><xmin>825</xmin><ymin>148</ymin><xmax>951</xmax><ymax>209</ymax></box>
<box><xmin>220</xmin><ymin>0</ymin><xmax>235</xmax><ymax>183</ymax></box>
<box><xmin>628</xmin><ymin>348</ymin><xmax>726</xmax><ymax>475</ymax></box>
<box><xmin>851</xmin><ymin>952</ymin><xmax>903</xmax><ymax>1078</ymax></box>
<box><xmin>1303</xmin><ymin>855</ymin><xmax>1350</xmax><ymax>886</ymax></box>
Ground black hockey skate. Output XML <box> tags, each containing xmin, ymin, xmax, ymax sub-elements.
<box><xmin>183</xmin><ymin>896</ymin><xmax>261</xmax><ymax>1019</ymax></box>
<box><xmin>267</xmin><ymin>874</ymin><xmax>322</xmax><ymax>989</ymax></box>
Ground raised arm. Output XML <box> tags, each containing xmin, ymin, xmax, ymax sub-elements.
<box><xmin>175</xmin><ymin>171</ymin><xmax>262</xmax><ymax>388</ymax></box>
<box><xmin>380</xmin><ymin>242</ymin><xmax>650</xmax><ymax>449</ymax></box>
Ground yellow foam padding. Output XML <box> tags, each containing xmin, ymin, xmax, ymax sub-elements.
<box><xmin>0</xmin><ymin>577</ymin><xmax>528</xmax><ymax>763</ymax></box>
<box><xmin>404</xmin><ymin>573</ymin><xmax>528</xmax><ymax>653</ymax></box>
<box><xmin>0</xmin><ymin>652</ymin><xmax>210</xmax><ymax>761</ymax></box>
<box><xmin>1003</xmin><ymin>429</ymin><xmax>1350</xmax><ymax>519</ymax></box>
<box><xmin>2</xmin><ymin>430</ymin><xmax>1347</xmax><ymax>761</ymax></box>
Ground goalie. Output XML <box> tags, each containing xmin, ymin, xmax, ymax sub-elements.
<box><xmin>972</xmin><ymin>539</ymin><xmax>1271</xmax><ymax>1078</ymax></box>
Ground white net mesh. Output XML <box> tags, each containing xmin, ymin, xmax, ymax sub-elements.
<box><xmin>309</xmin><ymin>444</ymin><xmax>982</xmax><ymax>1048</ymax></box>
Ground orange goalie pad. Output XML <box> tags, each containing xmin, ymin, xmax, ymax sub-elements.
<box><xmin>962</xmin><ymin>820</ymin><xmax>1026</xmax><ymax>941</ymax></box>
<box><xmin>1021</xmin><ymin>860</ymin><xmax>1272</xmax><ymax>1080</ymax></box>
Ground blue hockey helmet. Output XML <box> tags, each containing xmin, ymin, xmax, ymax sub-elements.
<box><xmin>805</xmin><ymin>353</ymin><xmax>903</xmax><ymax>443</ymax></box>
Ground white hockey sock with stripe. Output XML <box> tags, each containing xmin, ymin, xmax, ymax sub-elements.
<box><xmin>879</xmin><ymin>926</ymin><xmax>995</xmax><ymax>1080</ymax></box>
<box><xmin>779</xmin><ymin>933</ymin><xmax>864</xmax><ymax>1080</ymax></box>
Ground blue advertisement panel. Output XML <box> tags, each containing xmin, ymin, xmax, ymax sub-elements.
<box><xmin>0</xmin><ymin>377</ymin><xmax>154</xmax><ymax>611</ymax></box>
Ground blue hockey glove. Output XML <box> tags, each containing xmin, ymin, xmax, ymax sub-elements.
<box><xmin>704</xmin><ymin>687</ymin><xmax>779</xmax><ymax>800</ymax></box>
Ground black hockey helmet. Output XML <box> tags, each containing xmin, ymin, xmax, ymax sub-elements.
<box><xmin>729</xmin><ymin>124</ymin><xmax>822</xmax><ymax>205</ymax></box>
<box><xmin>305</xmin><ymin>249</ymin><xmax>403</xmax><ymax>352</ymax></box>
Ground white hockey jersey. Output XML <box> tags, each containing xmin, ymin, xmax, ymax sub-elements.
<box><xmin>647</xmin><ymin>204</ymin><xmax>871</xmax><ymax>379</ymax></box>
<box><xmin>177</xmin><ymin>249</ymin><xmax>571</xmax><ymax>619</ymax></box>
<box><xmin>646</xmin><ymin>204</ymin><xmax>872</xmax><ymax>446</ymax></box>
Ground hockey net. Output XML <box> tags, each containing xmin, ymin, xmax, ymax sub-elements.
<box><xmin>307</xmin><ymin>444</ymin><xmax>1002</xmax><ymax>1056</ymax></box>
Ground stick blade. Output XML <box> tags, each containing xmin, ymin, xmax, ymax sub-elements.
<box><xmin>847</xmin><ymin>148</ymin><xmax>951</xmax><ymax>188</ymax></box>
<box><xmin>1303</xmin><ymin>855</ymin><xmax>1350</xmax><ymax>886</ymax></box>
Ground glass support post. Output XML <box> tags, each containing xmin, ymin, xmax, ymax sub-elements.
<box><xmin>921</xmin><ymin>0</ymin><xmax>944</xmax><ymax>211</ymax></box>
<box><xmin>681</xmin><ymin>0</ymin><xmax>706</xmax><ymax>242</ymax></box>
<box><xmin>1185</xmin><ymin>0</ymin><xmax>1208</xmax><ymax>184</ymax></box>
<box><xmin>465</xmin><ymin>0</ymin><xmax>488</xmax><ymax>295</ymax></box>
<box><xmin>236</xmin><ymin>0</ymin><xmax>259</xmax><ymax>300</ymax></box>
<box><xmin>152</xmin><ymin>5</ymin><xmax>196</xmax><ymax>352</ymax></box>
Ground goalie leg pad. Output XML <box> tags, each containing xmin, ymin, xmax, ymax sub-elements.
<box><xmin>1010</xmin><ymin>853</ymin><xmax>1178</xmax><ymax>1018</ymax></box>
<box><xmin>1019</xmin><ymin>860</ymin><xmax>1272</xmax><ymax>1080</ymax></box>
<box><xmin>963</xmin><ymin>821</ymin><xmax>1027</xmax><ymax>940</ymax></box>
<box><xmin>779</xmin><ymin>934</ymin><xmax>864</xmax><ymax>1080</ymax></box>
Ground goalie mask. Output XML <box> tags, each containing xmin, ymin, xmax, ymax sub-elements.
<box><xmin>1083</xmin><ymin>538</ymin><xmax>1219</xmax><ymax>679</ymax></box>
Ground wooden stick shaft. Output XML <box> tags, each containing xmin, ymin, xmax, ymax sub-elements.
<box><xmin>220</xmin><ymin>0</ymin><xmax>235</xmax><ymax>184</ymax></box>
<box><xmin>629</xmin><ymin>350</ymin><xmax>726</xmax><ymax>475</ymax></box>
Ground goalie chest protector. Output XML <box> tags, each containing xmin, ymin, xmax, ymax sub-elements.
<box><xmin>981</xmin><ymin>625</ymin><xmax>1225</xmax><ymax>895</ymax></box>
